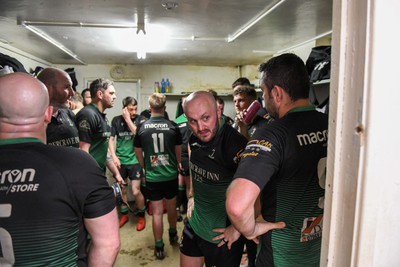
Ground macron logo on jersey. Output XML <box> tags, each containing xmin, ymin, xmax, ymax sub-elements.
<box><xmin>178</xmin><ymin>123</ymin><xmax>187</xmax><ymax>128</ymax></box>
<box><xmin>144</xmin><ymin>123</ymin><xmax>169</xmax><ymax>129</ymax></box>
<box><xmin>297</xmin><ymin>130</ymin><xmax>328</xmax><ymax>146</ymax></box>
<box><xmin>0</xmin><ymin>169</ymin><xmax>39</xmax><ymax>193</ymax></box>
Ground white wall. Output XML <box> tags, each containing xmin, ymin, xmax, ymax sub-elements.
<box><xmin>1</xmin><ymin>41</ymin><xmax>317</xmax><ymax>121</ymax></box>
<box><xmin>55</xmin><ymin>63</ymin><xmax>246</xmax><ymax>120</ymax></box>
<box><xmin>0</xmin><ymin>44</ymin><xmax>51</xmax><ymax>72</ymax></box>
<box><xmin>0</xmin><ymin>43</ymin><xmax>253</xmax><ymax>120</ymax></box>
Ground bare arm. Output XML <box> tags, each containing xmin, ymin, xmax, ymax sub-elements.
<box><xmin>85</xmin><ymin>208</ymin><xmax>120</xmax><ymax>266</ymax></box>
<box><xmin>108</xmin><ymin>136</ymin><xmax>120</xmax><ymax>169</ymax></box>
<box><xmin>134</xmin><ymin>147</ymin><xmax>144</xmax><ymax>169</ymax></box>
<box><xmin>235</xmin><ymin>111</ymin><xmax>250</xmax><ymax>139</ymax></box>
<box><xmin>80</xmin><ymin>141</ymin><xmax>91</xmax><ymax>153</ymax></box>
<box><xmin>175</xmin><ymin>144</ymin><xmax>182</xmax><ymax>172</ymax></box>
<box><xmin>226</xmin><ymin>178</ymin><xmax>285</xmax><ymax>240</ymax></box>
<box><xmin>122</xmin><ymin>107</ymin><xmax>137</xmax><ymax>134</ymax></box>
<box><xmin>106</xmin><ymin>150</ymin><xmax>123</xmax><ymax>184</ymax></box>
<box><xmin>187</xmin><ymin>144</ymin><xmax>193</xmax><ymax>196</ymax></box>
<box><xmin>186</xmin><ymin>144</ymin><xmax>194</xmax><ymax>218</ymax></box>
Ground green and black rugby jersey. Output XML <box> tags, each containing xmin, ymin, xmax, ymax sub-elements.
<box><xmin>46</xmin><ymin>108</ymin><xmax>79</xmax><ymax>148</ymax></box>
<box><xmin>234</xmin><ymin>106</ymin><xmax>328</xmax><ymax>267</ymax></box>
<box><xmin>0</xmin><ymin>138</ymin><xmax>115</xmax><ymax>266</ymax></box>
<box><xmin>76</xmin><ymin>103</ymin><xmax>111</xmax><ymax>170</ymax></box>
<box><xmin>134</xmin><ymin>115</ymin><xmax>182</xmax><ymax>182</ymax></box>
<box><xmin>188</xmin><ymin>122</ymin><xmax>248</xmax><ymax>243</ymax></box>
<box><xmin>111</xmin><ymin>114</ymin><xmax>147</xmax><ymax>165</ymax></box>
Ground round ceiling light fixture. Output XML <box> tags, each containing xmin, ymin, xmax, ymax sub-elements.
<box><xmin>162</xmin><ymin>2</ymin><xmax>178</xmax><ymax>10</ymax></box>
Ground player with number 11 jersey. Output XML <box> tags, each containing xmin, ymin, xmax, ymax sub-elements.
<box><xmin>134</xmin><ymin>116</ymin><xmax>182</xmax><ymax>182</ymax></box>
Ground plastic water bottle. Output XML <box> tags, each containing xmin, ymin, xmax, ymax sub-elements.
<box><xmin>243</xmin><ymin>100</ymin><xmax>261</xmax><ymax>124</ymax></box>
<box><xmin>166</xmin><ymin>78</ymin><xmax>170</xmax><ymax>93</ymax></box>
<box><xmin>154</xmin><ymin>82</ymin><xmax>160</xmax><ymax>93</ymax></box>
<box><xmin>161</xmin><ymin>78</ymin><xmax>166</xmax><ymax>93</ymax></box>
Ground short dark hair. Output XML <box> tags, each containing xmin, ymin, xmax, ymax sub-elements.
<box><xmin>216</xmin><ymin>96</ymin><xmax>224</xmax><ymax>106</ymax></box>
<box><xmin>89</xmin><ymin>79</ymin><xmax>113</xmax><ymax>98</ymax></box>
<box><xmin>233</xmin><ymin>85</ymin><xmax>257</xmax><ymax>100</ymax></box>
<box><xmin>259</xmin><ymin>53</ymin><xmax>310</xmax><ymax>101</ymax></box>
<box><xmin>122</xmin><ymin>96</ymin><xmax>137</xmax><ymax>108</ymax></box>
<box><xmin>81</xmin><ymin>88</ymin><xmax>90</xmax><ymax>96</ymax></box>
<box><xmin>232</xmin><ymin>77</ymin><xmax>254</xmax><ymax>89</ymax></box>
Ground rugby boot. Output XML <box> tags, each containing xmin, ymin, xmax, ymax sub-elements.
<box><xmin>119</xmin><ymin>214</ymin><xmax>129</xmax><ymax>228</ymax></box>
<box><xmin>136</xmin><ymin>216</ymin><xmax>146</xmax><ymax>231</ymax></box>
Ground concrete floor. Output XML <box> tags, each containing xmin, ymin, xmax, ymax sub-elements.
<box><xmin>114</xmin><ymin>211</ymin><xmax>250</xmax><ymax>267</ymax></box>
<box><xmin>107</xmin><ymin>175</ymin><xmax>249</xmax><ymax>267</ymax></box>
<box><xmin>115</xmin><ymin>211</ymin><xmax>184</xmax><ymax>267</ymax></box>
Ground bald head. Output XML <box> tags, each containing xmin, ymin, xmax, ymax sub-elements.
<box><xmin>0</xmin><ymin>73</ymin><xmax>51</xmax><ymax>140</ymax></box>
<box><xmin>183</xmin><ymin>91</ymin><xmax>219</xmax><ymax>143</ymax></box>
<box><xmin>37</xmin><ymin>67</ymin><xmax>74</xmax><ymax>109</ymax></box>
<box><xmin>183</xmin><ymin>91</ymin><xmax>217</xmax><ymax>112</ymax></box>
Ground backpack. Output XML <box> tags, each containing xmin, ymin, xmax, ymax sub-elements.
<box><xmin>306</xmin><ymin>46</ymin><xmax>331</xmax><ymax>114</ymax></box>
<box><xmin>306</xmin><ymin>46</ymin><xmax>331</xmax><ymax>83</ymax></box>
<box><xmin>65</xmin><ymin>67</ymin><xmax>78</xmax><ymax>91</ymax></box>
<box><xmin>0</xmin><ymin>53</ymin><xmax>27</xmax><ymax>73</ymax></box>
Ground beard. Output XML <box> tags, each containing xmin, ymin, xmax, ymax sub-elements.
<box><xmin>195</xmin><ymin>112</ymin><xmax>219</xmax><ymax>143</ymax></box>
<box><xmin>266</xmin><ymin>98</ymin><xmax>279</xmax><ymax>120</ymax></box>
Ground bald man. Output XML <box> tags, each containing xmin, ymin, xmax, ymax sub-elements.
<box><xmin>37</xmin><ymin>67</ymin><xmax>79</xmax><ymax>147</ymax></box>
<box><xmin>179</xmin><ymin>91</ymin><xmax>247</xmax><ymax>267</ymax></box>
<box><xmin>0</xmin><ymin>73</ymin><xmax>120</xmax><ymax>266</ymax></box>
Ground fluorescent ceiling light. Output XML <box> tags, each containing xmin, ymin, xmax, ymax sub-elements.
<box><xmin>227</xmin><ymin>0</ymin><xmax>286</xmax><ymax>43</ymax></box>
<box><xmin>20</xmin><ymin>20</ymin><xmax>137</xmax><ymax>29</ymax></box>
<box><xmin>21</xmin><ymin>23</ymin><xmax>86</xmax><ymax>64</ymax></box>
<box><xmin>136</xmin><ymin>29</ymin><xmax>146</xmax><ymax>59</ymax></box>
<box><xmin>137</xmin><ymin>50</ymin><xmax>146</xmax><ymax>59</ymax></box>
<box><xmin>252</xmin><ymin>50</ymin><xmax>274</xmax><ymax>54</ymax></box>
<box><xmin>114</xmin><ymin>24</ymin><xmax>170</xmax><ymax>54</ymax></box>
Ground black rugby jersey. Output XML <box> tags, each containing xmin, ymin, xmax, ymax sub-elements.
<box><xmin>46</xmin><ymin>108</ymin><xmax>79</xmax><ymax>148</ymax></box>
<box><xmin>134</xmin><ymin>115</ymin><xmax>182</xmax><ymax>182</ymax></box>
<box><xmin>234</xmin><ymin>106</ymin><xmax>328</xmax><ymax>266</ymax></box>
<box><xmin>76</xmin><ymin>104</ymin><xmax>111</xmax><ymax>170</ymax></box>
<box><xmin>0</xmin><ymin>138</ymin><xmax>115</xmax><ymax>266</ymax></box>
<box><xmin>247</xmin><ymin>108</ymin><xmax>273</xmax><ymax>138</ymax></box>
<box><xmin>188</xmin><ymin>122</ymin><xmax>248</xmax><ymax>243</ymax></box>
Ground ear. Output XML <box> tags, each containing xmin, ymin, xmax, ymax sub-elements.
<box><xmin>44</xmin><ymin>105</ymin><xmax>53</xmax><ymax>124</ymax></box>
<box><xmin>96</xmin><ymin>90</ymin><xmax>103</xmax><ymax>100</ymax></box>
<box><xmin>272</xmin><ymin>86</ymin><xmax>285</xmax><ymax>104</ymax></box>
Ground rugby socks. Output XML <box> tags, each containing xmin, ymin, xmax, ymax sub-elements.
<box><xmin>155</xmin><ymin>239</ymin><xmax>164</xmax><ymax>248</ymax></box>
<box><xmin>169</xmin><ymin>228</ymin><xmax>177</xmax><ymax>236</ymax></box>
<box><xmin>121</xmin><ymin>205</ymin><xmax>128</xmax><ymax>215</ymax></box>
<box><xmin>177</xmin><ymin>185</ymin><xmax>186</xmax><ymax>209</ymax></box>
<box><xmin>169</xmin><ymin>227</ymin><xmax>178</xmax><ymax>244</ymax></box>
<box><xmin>137</xmin><ymin>207</ymin><xmax>146</xmax><ymax>217</ymax></box>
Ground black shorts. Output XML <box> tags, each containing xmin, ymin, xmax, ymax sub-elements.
<box><xmin>119</xmin><ymin>164</ymin><xmax>144</xmax><ymax>181</ymax></box>
<box><xmin>180</xmin><ymin>220</ymin><xmax>245</xmax><ymax>267</ymax></box>
<box><xmin>145</xmin><ymin>179</ymin><xmax>178</xmax><ymax>201</ymax></box>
